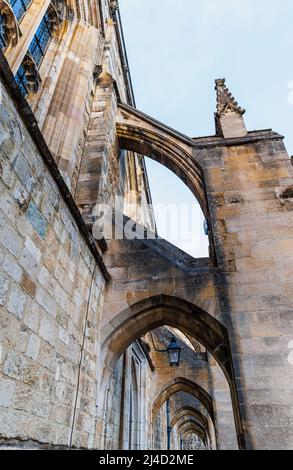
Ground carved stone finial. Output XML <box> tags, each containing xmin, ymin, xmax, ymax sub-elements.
<box><xmin>215</xmin><ymin>78</ymin><xmax>246</xmax><ymax>117</ymax></box>
<box><xmin>214</xmin><ymin>78</ymin><xmax>247</xmax><ymax>139</ymax></box>
<box><xmin>110</xmin><ymin>1</ymin><xmax>119</xmax><ymax>12</ymax></box>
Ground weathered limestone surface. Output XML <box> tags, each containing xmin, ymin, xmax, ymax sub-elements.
<box><xmin>1</xmin><ymin>0</ymin><xmax>293</xmax><ymax>452</ymax></box>
<box><xmin>0</xmin><ymin>80</ymin><xmax>106</xmax><ymax>448</ymax></box>
<box><xmin>101</xmin><ymin>132</ymin><xmax>293</xmax><ymax>450</ymax></box>
<box><xmin>198</xmin><ymin>138</ymin><xmax>293</xmax><ymax>450</ymax></box>
<box><xmin>75</xmin><ymin>22</ymin><xmax>154</xmax><ymax>231</ymax></box>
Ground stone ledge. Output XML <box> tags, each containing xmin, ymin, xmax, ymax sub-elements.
<box><xmin>192</xmin><ymin>130</ymin><xmax>284</xmax><ymax>149</ymax></box>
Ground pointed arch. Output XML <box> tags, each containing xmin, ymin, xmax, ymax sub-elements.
<box><xmin>101</xmin><ymin>294</ymin><xmax>233</xmax><ymax>384</ymax></box>
<box><xmin>170</xmin><ymin>406</ymin><xmax>209</xmax><ymax>431</ymax></box>
<box><xmin>179</xmin><ymin>424</ymin><xmax>207</xmax><ymax>447</ymax></box>
<box><xmin>175</xmin><ymin>417</ymin><xmax>209</xmax><ymax>447</ymax></box>
<box><xmin>151</xmin><ymin>377</ymin><xmax>214</xmax><ymax>423</ymax></box>
<box><xmin>100</xmin><ymin>294</ymin><xmax>246</xmax><ymax>450</ymax></box>
<box><xmin>177</xmin><ymin>420</ymin><xmax>208</xmax><ymax>445</ymax></box>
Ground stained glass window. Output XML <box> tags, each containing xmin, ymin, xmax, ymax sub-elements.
<box><xmin>15</xmin><ymin>63</ymin><xmax>29</xmax><ymax>95</ymax></box>
<box><xmin>15</xmin><ymin>10</ymin><xmax>52</xmax><ymax>96</ymax></box>
<box><xmin>28</xmin><ymin>12</ymin><xmax>52</xmax><ymax>67</ymax></box>
<box><xmin>0</xmin><ymin>13</ymin><xmax>7</xmax><ymax>49</ymax></box>
<box><xmin>10</xmin><ymin>0</ymin><xmax>32</xmax><ymax>22</ymax></box>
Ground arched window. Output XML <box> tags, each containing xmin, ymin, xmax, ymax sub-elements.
<box><xmin>14</xmin><ymin>62</ymin><xmax>28</xmax><ymax>94</ymax></box>
<box><xmin>15</xmin><ymin>53</ymin><xmax>41</xmax><ymax>95</ymax></box>
<box><xmin>10</xmin><ymin>0</ymin><xmax>32</xmax><ymax>21</ymax></box>
<box><xmin>27</xmin><ymin>11</ymin><xmax>52</xmax><ymax>67</ymax></box>
<box><xmin>14</xmin><ymin>4</ymin><xmax>60</xmax><ymax>96</ymax></box>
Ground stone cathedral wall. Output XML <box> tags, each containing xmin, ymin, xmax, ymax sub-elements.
<box><xmin>0</xmin><ymin>78</ymin><xmax>106</xmax><ymax>448</ymax></box>
<box><xmin>1</xmin><ymin>0</ymin><xmax>293</xmax><ymax>452</ymax></box>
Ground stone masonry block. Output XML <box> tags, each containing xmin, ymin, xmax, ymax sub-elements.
<box><xmin>26</xmin><ymin>201</ymin><xmax>48</xmax><ymax>240</ymax></box>
<box><xmin>0</xmin><ymin>379</ymin><xmax>16</xmax><ymax>408</ymax></box>
<box><xmin>7</xmin><ymin>285</ymin><xmax>27</xmax><ymax>320</ymax></box>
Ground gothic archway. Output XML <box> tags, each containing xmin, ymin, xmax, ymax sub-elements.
<box><xmin>175</xmin><ymin>418</ymin><xmax>209</xmax><ymax>447</ymax></box>
<box><xmin>150</xmin><ymin>377</ymin><xmax>214</xmax><ymax>450</ymax></box>
<box><xmin>170</xmin><ymin>406</ymin><xmax>209</xmax><ymax>432</ymax></box>
<box><xmin>99</xmin><ymin>294</ymin><xmax>246</xmax><ymax>450</ymax></box>
<box><xmin>151</xmin><ymin>378</ymin><xmax>214</xmax><ymax>423</ymax></box>
<box><xmin>179</xmin><ymin>423</ymin><xmax>207</xmax><ymax>449</ymax></box>
<box><xmin>177</xmin><ymin>420</ymin><xmax>208</xmax><ymax>446</ymax></box>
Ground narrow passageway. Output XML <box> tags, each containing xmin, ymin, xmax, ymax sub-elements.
<box><xmin>98</xmin><ymin>294</ymin><xmax>242</xmax><ymax>450</ymax></box>
<box><xmin>1</xmin><ymin>0</ymin><xmax>292</xmax><ymax>452</ymax></box>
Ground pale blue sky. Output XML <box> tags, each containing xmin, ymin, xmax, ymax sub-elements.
<box><xmin>119</xmin><ymin>0</ymin><xmax>293</xmax><ymax>257</ymax></box>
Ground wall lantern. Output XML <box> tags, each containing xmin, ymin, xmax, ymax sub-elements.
<box><xmin>150</xmin><ymin>332</ymin><xmax>181</xmax><ymax>367</ymax></box>
<box><xmin>167</xmin><ymin>336</ymin><xmax>181</xmax><ymax>367</ymax></box>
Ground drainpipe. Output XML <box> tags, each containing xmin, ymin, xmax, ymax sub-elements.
<box><xmin>118</xmin><ymin>351</ymin><xmax>127</xmax><ymax>449</ymax></box>
<box><xmin>166</xmin><ymin>399</ymin><xmax>171</xmax><ymax>450</ymax></box>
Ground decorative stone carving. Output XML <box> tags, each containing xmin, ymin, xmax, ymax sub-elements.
<box><xmin>0</xmin><ymin>0</ymin><xmax>19</xmax><ymax>47</ymax></box>
<box><xmin>215</xmin><ymin>78</ymin><xmax>246</xmax><ymax>117</ymax></box>
<box><xmin>93</xmin><ymin>64</ymin><xmax>103</xmax><ymax>83</ymax></box>
<box><xmin>51</xmin><ymin>0</ymin><xmax>65</xmax><ymax>21</ymax></box>
<box><xmin>214</xmin><ymin>78</ymin><xmax>247</xmax><ymax>138</ymax></box>
<box><xmin>110</xmin><ymin>1</ymin><xmax>119</xmax><ymax>13</ymax></box>
<box><xmin>22</xmin><ymin>53</ymin><xmax>42</xmax><ymax>94</ymax></box>
<box><xmin>48</xmin><ymin>2</ymin><xmax>61</xmax><ymax>35</ymax></box>
<box><xmin>51</xmin><ymin>0</ymin><xmax>74</xmax><ymax>23</ymax></box>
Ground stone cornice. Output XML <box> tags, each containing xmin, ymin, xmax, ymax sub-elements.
<box><xmin>192</xmin><ymin>129</ymin><xmax>284</xmax><ymax>149</ymax></box>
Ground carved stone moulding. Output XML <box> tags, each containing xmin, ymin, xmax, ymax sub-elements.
<box><xmin>0</xmin><ymin>0</ymin><xmax>20</xmax><ymax>47</ymax></box>
<box><xmin>48</xmin><ymin>2</ymin><xmax>62</xmax><ymax>35</ymax></box>
<box><xmin>93</xmin><ymin>64</ymin><xmax>103</xmax><ymax>83</ymax></box>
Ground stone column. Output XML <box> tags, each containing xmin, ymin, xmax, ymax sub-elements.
<box><xmin>199</xmin><ymin>134</ymin><xmax>293</xmax><ymax>449</ymax></box>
